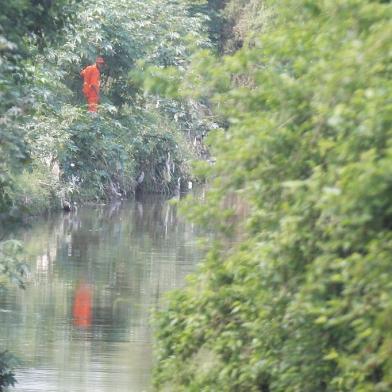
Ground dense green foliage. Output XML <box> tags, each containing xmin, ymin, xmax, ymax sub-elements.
<box><xmin>3</xmin><ymin>0</ymin><xmax>392</xmax><ymax>390</ymax></box>
<box><xmin>1</xmin><ymin>0</ymin><xmax>210</xmax><ymax>217</ymax></box>
<box><xmin>0</xmin><ymin>0</ymin><xmax>78</xmax><ymax>214</ymax></box>
<box><xmin>0</xmin><ymin>350</ymin><xmax>18</xmax><ymax>391</ymax></box>
<box><xmin>0</xmin><ymin>240</ymin><xmax>27</xmax><ymax>390</ymax></box>
<box><xmin>153</xmin><ymin>0</ymin><xmax>392</xmax><ymax>390</ymax></box>
<box><xmin>1</xmin><ymin>0</ymin><xmax>210</xmax><ymax>387</ymax></box>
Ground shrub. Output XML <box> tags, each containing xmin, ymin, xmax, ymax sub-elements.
<box><xmin>153</xmin><ymin>0</ymin><xmax>392</xmax><ymax>390</ymax></box>
<box><xmin>0</xmin><ymin>240</ymin><xmax>27</xmax><ymax>390</ymax></box>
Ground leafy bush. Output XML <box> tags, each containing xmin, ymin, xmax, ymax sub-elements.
<box><xmin>153</xmin><ymin>0</ymin><xmax>392</xmax><ymax>391</ymax></box>
<box><xmin>1</xmin><ymin>0</ymin><xmax>212</xmax><ymax>216</ymax></box>
<box><xmin>0</xmin><ymin>240</ymin><xmax>27</xmax><ymax>390</ymax></box>
<box><xmin>0</xmin><ymin>350</ymin><xmax>18</xmax><ymax>391</ymax></box>
<box><xmin>0</xmin><ymin>0</ymin><xmax>77</xmax><ymax>215</ymax></box>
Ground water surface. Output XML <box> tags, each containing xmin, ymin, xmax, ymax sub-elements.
<box><xmin>0</xmin><ymin>196</ymin><xmax>204</xmax><ymax>391</ymax></box>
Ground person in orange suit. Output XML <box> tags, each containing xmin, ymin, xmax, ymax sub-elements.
<box><xmin>80</xmin><ymin>57</ymin><xmax>105</xmax><ymax>113</ymax></box>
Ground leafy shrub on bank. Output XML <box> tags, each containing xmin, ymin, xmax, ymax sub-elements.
<box><xmin>0</xmin><ymin>240</ymin><xmax>27</xmax><ymax>390</ymax></box>
<box><xmin>0</xmin><ymin>0</ymin><xmax>77</xmax><ymax>215</ymax></box>
<box><xmin>0</xmin><ymin>350</ymin><xmax>18</xmax><ymax>391</ymax></box>
<box><xmin>153</xmin><ymin>0</ymin><xmax>392</xmax><ymax>391</ymax></box>
<box><xmin>1</xmin><ymin>0</ymin><xmax>211</xmax><ymax>216</ymax></box>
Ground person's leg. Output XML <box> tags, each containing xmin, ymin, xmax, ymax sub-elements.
<box><xmin>87</xmin><ymin>91</ymin><xmax>99</xmax><ymax>112</ymax></box>
<box><xmin>83</xmin><ymin>88</ymin><xmax>90</xmax><ymax>111</ymax></box>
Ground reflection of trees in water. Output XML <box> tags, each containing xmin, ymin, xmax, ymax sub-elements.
<box><xmin>133</xmin><ymin>194</ymin><xmax>179</xmax><ymax>241</ymax></box>
<box><xmin>0</xmin><ymin>195</ymin><xmax>210</xmax><ymax>391</ymax></box>
<box><xmin>0</xmin><ymin>197</ymin><xmax>205</xmax><ymax>392</ymax></box>
<box><xmin>10</xmin><ymin>197</ymin><xmax>202</xmax><ymax>344</ymax></box>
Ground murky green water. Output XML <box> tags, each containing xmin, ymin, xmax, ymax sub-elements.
<box><xmin>0</xmin><ymin>196</ymin><xmax>204</xmax><ymax>391</ymax></box>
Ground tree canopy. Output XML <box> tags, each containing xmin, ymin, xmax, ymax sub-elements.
<box><xmin>0</xmin><ymin>0</ymin><xmax>210</xmax><ymax>387</ymax></box>
<box><xmin>0</xmin><ymin>0</ymin><xmax>211</xmax><ymax>218</ymax></box>
<box><xmin>2</xmin><ymin>0</ymin><xmax>392</xmax><ymax>390</ymax></box>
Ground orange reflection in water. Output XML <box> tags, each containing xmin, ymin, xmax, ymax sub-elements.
<box><xmin>73</xmin><ymin>283</ymin><xmax>92</xmax><ymax>328</ymax></box>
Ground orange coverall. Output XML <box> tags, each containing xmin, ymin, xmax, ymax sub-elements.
<box><xmin>80</xmin><ymin>64</ymin><xmax>101</xmax><ymax>112</ymax></box>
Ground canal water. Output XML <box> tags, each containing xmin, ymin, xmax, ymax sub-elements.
<box><xmin>0</xmin><ymin>196</ymin><xmax>204</xmax><ymax>391</ymax></box>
